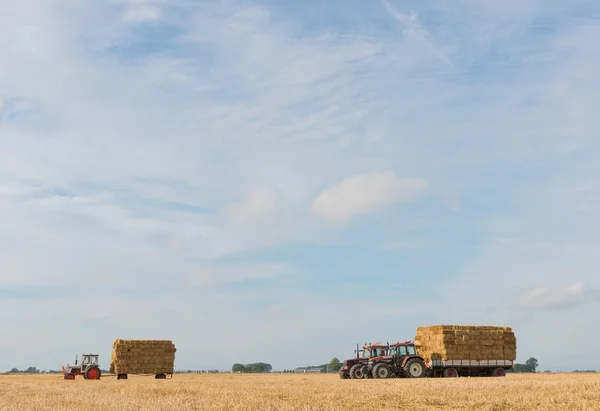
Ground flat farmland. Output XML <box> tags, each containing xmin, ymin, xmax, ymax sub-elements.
<box><xmin>1</xmin><ymin>373</ymin><xmax>599</xmax><ymax>410</ymax></box>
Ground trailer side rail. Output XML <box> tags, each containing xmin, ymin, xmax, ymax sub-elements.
<box><xmin>431</xmin><ymin>359</ymin><xmax>513</xmax><ymax>368</ymax></box>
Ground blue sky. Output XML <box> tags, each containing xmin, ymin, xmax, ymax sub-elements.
<box><xmin>1</xmin><ymin>0</ymin><xmax>600</xmax><ymax>372</ymax></box>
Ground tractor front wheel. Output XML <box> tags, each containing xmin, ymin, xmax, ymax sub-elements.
<box><xmin>65</xmin><ymin>373</ymin><xmax>75</xmax><ymax>380</ymax></box>
<box><xmin>349</xmin><ymin>364</ymin><xmax>363</xmax><ymax>379</ymax></box>
<box><xmin>339</xmin><ymin>369</ymin><xmax>350</xmax><ymax>379</ymax></box>
<box><xmin>85</xmin><ymin>366</ymin><xmax>101</xmax><ymax>380</ymax></box>
<box><xmin>372</xmin><ymin>363</ymin><xmax>391</xmax><ymax>379</ymax></box>
<box><xmin>403</xmin><ymin>358</ymin><xmax>426</xmax><ymax>378</ymax></box>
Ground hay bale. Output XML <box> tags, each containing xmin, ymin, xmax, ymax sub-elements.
<box><xmin>111</xmin><ymin>339</ymin><xmax>176</xmax><ymax>375</ymax></box>
<box><xmin>415</xmin><ymin>325</ymin><xmax>517</xmax><ymax>362</ymax></box>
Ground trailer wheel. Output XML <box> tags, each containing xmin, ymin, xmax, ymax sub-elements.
<box><xmin>444</xmin><ymin>368</ymin><xmax>458</xmax><ymax>378</ymax></box>
<box><xmin>491</xmin><ymin>367</ymin><xmax>505</xmax><ymax>377</ymax></box>
<box><xmin>372</xmin><ymin>363</ymin><xmax>391</xmax><ymax>379</ymax></box>
<box><xmin>403</xmin><ymin>358</ymin><xmax>426</xmax><ymax>378</ymax></box>
<box><xmin>155</xmin><ymin>373</ymin><xmax>167</xmax><ymax>379</ymax></box>
<box><xmin>117</xmin><ymin>374</ymin><xmax>128</xmax><ymax>380</ymax></box>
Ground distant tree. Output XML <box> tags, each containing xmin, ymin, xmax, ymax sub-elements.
<box><xmin>525</xmin><ymin>357</ymin><xmax>538</xmax><ymax>372</ymax></box>
<box><xmin>232</xmin><ymin>363</ymin><xmax>246</xmax><ymax>373</ymax></box>
<box><xmin>329</xmin><ymin>358</ymin><xmax>341</xmax><ymax>372</ymax></box>
<box><xmin>9</xmin><ymin>368</ymin><xmax>19</xmax><ymax>373</ymax></box>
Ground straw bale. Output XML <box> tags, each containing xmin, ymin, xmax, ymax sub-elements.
<box><xmin>414</xmin><ymin>325</ymin><xmax>517</xmax><ymax>362</ymax></box>
<box><xmin>111</xmin><ymin>339</ymin><xmax>176</xmax><ymax>374</ymax></box>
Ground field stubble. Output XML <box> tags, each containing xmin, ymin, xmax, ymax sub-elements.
<box><xmin>1</xmin><ymin>373</ymin><xmax>599</xmax><ymax>410</ymax></box>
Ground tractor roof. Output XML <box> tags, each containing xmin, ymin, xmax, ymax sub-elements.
<box><xmin>363</xmin><ymin>341</ymin><xmax>387</xmax><ymax>349</ymax></box>
<box><xmin>390</xmin><ymin>340</ymin><xmax>414</xmax><ymax>346</ymax></box>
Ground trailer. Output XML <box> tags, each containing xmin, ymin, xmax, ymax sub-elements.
<box><xmin>426</xmin><ymin>359</ymin><xmax>513</xmax><ymax>378</ymax></box>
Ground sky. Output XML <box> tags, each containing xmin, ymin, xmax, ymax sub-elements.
<box><xmin>1</xmin><ymin>0</ymin><xmax>600</xmax><ymax>373</ymax></box>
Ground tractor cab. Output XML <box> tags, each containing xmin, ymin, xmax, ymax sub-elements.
<box><xmin>80</xmin><ymin>354</ymin><xmax>99</xmax><ymax>370</ymax></box>
<box><xmin>364</xmin><ymin>342</ymin><xmax>389</xmax><ymax>359</ymax></box>
<box><xmin>389</xmin><ymin>340</ymin><xmax>417</xmax><ymax>360</ymax></box>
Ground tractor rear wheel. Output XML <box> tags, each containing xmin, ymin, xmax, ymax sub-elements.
<box><xmin>403</xmin><ymin>358</ymin><xmax>426</xmax><ymax>378</ymax></box>
<box><xmin>85</xmin><ymin>366</ymin><xmax>101</xmax><ymax>380</ymax></box>
<box><xmin>372</xmin><ymin>363</ymin><xmax>391</xmax><ymax>379</ymax></box>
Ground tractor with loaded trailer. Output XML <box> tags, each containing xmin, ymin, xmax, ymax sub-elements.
<box><xmin>366</xmin><ymin>341</ymin><xmax>427</xmax><ymax>378</ymax></box>
<box><xmin>61</xmin><ymin>353</ymin><xmax>102</xmax><ymax>380</ymax></box>
<box><xmin>339</xmin><ymin>342</ymin><xmax>389</xmax><ymax>379</ymax></box>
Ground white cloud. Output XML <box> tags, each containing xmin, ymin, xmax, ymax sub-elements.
<box><xmin>310</xmin><ymin>172</ymin><xmax>428</xmax><ymax>224</ymax></box>
<box><xmin>121</xmin><ymin>5</ymin><xmax>162</xmax><ymax>23</ymax></box>
<box><xmin>514</xmin><ymin>282</ymin><xmax>600</xmax><ymax>310</ymax></box>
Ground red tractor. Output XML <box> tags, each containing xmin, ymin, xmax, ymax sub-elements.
<box><xmin>62</xmin><ymin>353</ymin><xmax>102</xmax><ymax>380</ymax></box>
<box><xmin>339</xmin><ymin>342</ymin><xmax>389</xmax><ymax>379</ymax></box>
<box><xmin>366</xmin><ymin>341</ymin><xmax>427</xmax><ymax>379</ymax></box>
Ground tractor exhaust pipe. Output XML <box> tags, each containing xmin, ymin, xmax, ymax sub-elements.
<box><xmin>75</xmin><ymin>355</ymin><xmax>78</xmax><ymax>365</ymax></box>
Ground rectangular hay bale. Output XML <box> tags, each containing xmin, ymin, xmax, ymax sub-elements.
<box><xmin>111</xmin><ymin>339</ymin><xmax>176</xmax><ymax>375</ymax></box>
<box><xmin>415</xmin><ymin>325</ymin><xmax>517</xmax><ymax>362</ymax></box>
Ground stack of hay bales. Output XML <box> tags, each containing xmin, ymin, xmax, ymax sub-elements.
<box><xmin>109</xmin><ymin>339</ymin><xmax>176</xmax><ymax>375</ymax></box>
<box><xmin>414</xmin><ymin>325</ymin><xmax>516</xmax><ymax>362</ymax></box>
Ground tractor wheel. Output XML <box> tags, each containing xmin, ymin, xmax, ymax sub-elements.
<box><xmin>403</xmin><ymin>358</ymin><xmax>426</xmax><ymax>378</ymax></box>
<box><xmin>65</xmin><ymin>373</ymin><xmax>75</xmax><ymax>380</ymax></box>
<box><xmin>491</xmin><ymin>367</ymin><xmax>505</xmax><ymax>377</ymax></box>
<box><xmin>339</xmin><ymin>369</ymin><xmax>350</xmax><ymax>379</ymax></box>
<box><xmin>349</xmin><ymin>364</ymin><xmax>363</xmax><ymax>379</ymax></box>
<box><xmin>372</xmin><ymin>363</ymin><xmax>391</xmax><ymax>379</ymax></box>
<box><xmin>443</xmin><ymin>368</ymin><xmax>458</xmax><ymax>378</ymax></box>
<box><xmin>85</xmin><ymin>366</ymin><xmax>101</xmax><ymax>380</ymax></box>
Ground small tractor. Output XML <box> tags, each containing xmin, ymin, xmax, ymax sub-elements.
<box><xmin>339</xmin><ymin>342</ymin><xmax>389</xmax><ymax>379</ymax></box>
<box><xmin>366</xmin><ymin>340</ymin><xmax>427</xmax><ymax>378</ymax></box>
<box><xmin>62</xmin><ymin>353</ymin><xmax>102</xmax><ymax>380</ymax></box>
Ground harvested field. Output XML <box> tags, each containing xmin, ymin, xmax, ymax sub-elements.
<box><xmin>1</xmin><ymin>373</ymin><xmax>600</xmax><ymax>410</ymax></box>
<box><xmin>415</xmin><ymin>325</ymin><xmax>517</xmax><ymax>361</ymax></box>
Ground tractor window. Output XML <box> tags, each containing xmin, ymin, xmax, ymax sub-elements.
<box><xmin>407</xmin><ymin>346</ymin><xmax>416</xmax><ymax>355</ymax></box>
<box><xmin>398</xmin><ymin>346</ymin><xmax>408</xmax><ymax>356</ymax></box>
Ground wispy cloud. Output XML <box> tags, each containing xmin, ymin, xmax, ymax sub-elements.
<box><xmin>514</xmin><ymin>282</ymin><xmax>600</xmax><ymax>310</ymax></box>
<box><xmin>310</xmin><ymin>172</ymin><xmax>428</xmax><ymax>224</ymax></box>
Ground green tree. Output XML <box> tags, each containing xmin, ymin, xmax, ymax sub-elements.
<box><xmin>232</xmin><ymin>363</ymin><xmax>246</xmax><ymax>373</ymax></box>
<box><xmin>525</xmin><ymin>357</ymin><xmax>538</xmax><ymax>372</ymax></box>
<box><xmin>329</xmin><ymin>357</ymin><xmax>342</xmax><ymax>371</ymax></box>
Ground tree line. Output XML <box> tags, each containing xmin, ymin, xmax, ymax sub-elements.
<box><xmin>231</xmin><ymin>363</ymin><xmax>273</xmax><ymax>373</ymax></box>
